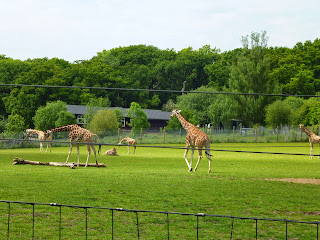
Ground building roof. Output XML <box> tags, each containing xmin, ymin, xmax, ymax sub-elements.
<box><xmin>67</xmin><ymin>105</ymin><xmax>171</xmax><ymax>121</ymax></box>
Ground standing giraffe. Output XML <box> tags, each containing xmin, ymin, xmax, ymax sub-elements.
<box><xmin>44</xmin><ymin>124</ymin><xmax>99</xmax><ymax>167</ymax></box>
<box><xmin>26</xmin><ymin>129</ymin><xmax>52</xmax><ymax>153</ymax></box>
<box><xmin>118</xmin><ymin>137</ymin><xmax>137</xmax><ymax>154</ymax></box>
<box><xmin>170</xmin><ymin>108</ymin><xmax>212</xmax><ymax>173</ymax></box>
<box><xmin>299</xmin><ymin>124</ymin><xmax>320</xmax><ymax>158</ymax></box>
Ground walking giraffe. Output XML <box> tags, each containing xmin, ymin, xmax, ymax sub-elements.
<box><xmin>170</xmin><ymin>108</ymin><xmax>212</xmax><ymax>173</ymax></box>
<box><xmin>299</xmin><ymin>124</ymin><xmax>320</xmax><ymax>158</ymax></box>
<box><xmin>118</xmin><ymin>137</ymin><xmax>137</xmax><ymax>154</ymax></box>
<box><xmin>26</xmin><ymin>129</ymin><xmax>52</xmax><ymax>153</ymax></box>
<box><xmin>44</xmin><ymin>124</ymin><xmax>100</xmax><ymax>167</ymax></box>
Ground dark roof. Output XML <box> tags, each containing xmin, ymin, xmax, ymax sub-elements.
<box><xmin>67</xmin><ymin>105</ymin><xmax>171</xmax><ymax>121</ymax></box>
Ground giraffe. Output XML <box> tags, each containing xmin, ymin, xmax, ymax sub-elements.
<box><xmin>44</xmin><ymin>124</ymin><xmax>99</xmax><ymax>167</ymax></box>
<box><xmin>299</xmin><ymin>124</ymin><xmax>320</xmax><ymax>159</ymax></box>
<box><xmin>104</xmin><ymin>147</ymin><xmax>119</xmax><ymax>156</ymax></box>
<box><xmin>26</xmin><ymin>129</ymin><xmax>52</xmax><ymax>153</ymax></box>
<box><xmin>170</xmin><ymin>108</ymin><xmax>212</xmax><ymax>173</ymax></box>
<box><xmin>118</xmin><ymin>137</ymin><xmax>137</xmax><ymax>154</ymax></box>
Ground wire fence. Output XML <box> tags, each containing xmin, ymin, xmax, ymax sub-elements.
<box><xmin>1</xmin><ymin>200</ymin><xmax>319</xmax><ymax>239</ymax></box>
<box><xmin>0</xmin><ymin>137</ymin><xmax>316</xmax><ymax>158</ymax></box>
<box><xmin>0</xmin><ymin>125</ymin><xmax>313</xmax><ymax>147</ymax></box>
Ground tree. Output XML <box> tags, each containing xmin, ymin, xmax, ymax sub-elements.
<box><xmin>265</xmin><ymin>100</ymin><xmax>292</xmax><ymax>128</ymax></box>
<box><xmin>293</xmin><ymin>99</ymin><xmax>320</xmax><ymax>126</ymax></box>
<box><xmin>3</xmin><ymin>88</ymin><xmax>40</xmax><ymax>127</ymax></box>
<box><xmin>175</xmin><ymin>86</ymin><xmax>219</xmax><ymax>125</ymax></box>
<box><xmin>228</xmin><ymin>31</ymin><xmax>281</xmax><ymax>126</ymax></box>
<box><xmin>5</xmin><ymin>114</ymin><xmax>26</xmax><ymax>134</ymax></box>
<box><xmin>84</xmin><ymin>97</ymin><xmax>111</xmax><ymax>128</ymax></box>
<box><xmin>113</xmin><ymin>107</ymin><xmax>124</xmax><ymax>128</ymax></box>
<box><xmin>284</xmin><ymin>69</ymin><xmax>315</xmax><ymax>95</ymax></box>
<box><xmin>88</xmin><ymin>109</ymin><xmax>118</xmax><ymax>134</ymax></box>
<box><xmin>33</xmin><ymin>101</ymin><xmax>76</xmax><ymax>130</ymax></box>
<box><xmin>126</xmin><ymin>102</ymin><xmax>150</xmax><ymax>134</ymax></box>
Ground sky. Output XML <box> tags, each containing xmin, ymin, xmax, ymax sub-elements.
<box><xmin>0</xmin><ymin>0</ymin><xmax>319</xmax><ymax>62</ymax></box>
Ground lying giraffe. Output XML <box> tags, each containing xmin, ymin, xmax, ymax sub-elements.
<box><xmin>26</xmin><ymin>129</ymin><xmax>52</xmax><ymax>153</ymax></box>
<box><xmin>44</xmin><ymin>124</ymin><xmax>99</xmax><ymax>167</ymax></box>
<box><xmin>300</xmin><ymin>124</ymin><xmax>320</xmax><ymax>159</ymax></box>
<box><xmin>170</xmin><ymin>108</ymin><xmax>212</xmax><ymax>173</ymax></box>
<box><xmin>118</xmin><ymin>137</ymin><xmax>137</xmax><ymax>154</ymax></box>
<box><xmin>104</xmin><ymin>147</ymin><xmax>119</xmax><ymax>156</ymax></box>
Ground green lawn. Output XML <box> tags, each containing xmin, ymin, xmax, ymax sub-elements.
<box><xmin>0</xmin><ymin>142</ymin><xmax>320</xmax><ymax>239</ymax></box>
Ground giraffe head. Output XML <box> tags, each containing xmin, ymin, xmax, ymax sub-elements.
<box><xmin>44</xmin><ymin>130</ymin><xmax>52</xmax><ymax>138</ymax></box>
<box><xmin>170</xmin><ymin>108</ymin><xmax>181</xmax><ymax>118</ymax></box>
<box><xmin>299</xmin><ymin>124</ymin><xmax>304</xmax><ymax>128</ymax></box>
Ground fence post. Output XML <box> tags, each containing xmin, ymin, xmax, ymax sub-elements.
<box><xmin>233</xmin><ymin>126</ymin><xmax>235</xmax><ymax>142</ymax></box>
<box><xmin>117</xmin><ymin>128</ymin><xmax>120</xmax><ymax>143</ymax></box>
<box><xmin>163</xmin><ymin>127</ymin><xmax>166</xmax><ymax>144</ymax></box>
<box><xmin>255</xmin><ymin>126</ymin><xmax>258</xmax><ymax>143</ymax></box>
<box><xmin>277</xmin><ymin>126</ymin><xmax>279</xmax><ymax>142</ymax></box>
<box><xmin>140</xmin><ymin>128</ymin><xmax>143</xmax><ymax>144</ymax></box>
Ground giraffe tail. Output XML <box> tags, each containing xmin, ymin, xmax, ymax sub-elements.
<box><xmin>205</xmin><ymin>140</ymin><xmax>212</xmax><ymax>159</ymax></box>
<box><xmin>98</xmin><ymin>145</ymin><xmax>102</xmax><ymax>155</ymax></box>
<box><xmin>205</xmin><ymin>151</ymin><xmax>212</xmax><ymax>158</ymax></box>
<box><xmin>93</xmin><ymin>134</ymin><xmax>102</xmax><ymax>155</ymax></box>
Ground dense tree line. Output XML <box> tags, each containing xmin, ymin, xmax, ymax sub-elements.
<box><xmin>0</xmin><ymin>31</ymin><xmax>320</xmax><ymax>130</ymax></box>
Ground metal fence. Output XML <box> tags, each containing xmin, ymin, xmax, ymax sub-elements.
<box><xmin>1</xmin><ymin>200</ymin><xmax>319</xmax><ymax>239</ymax></box>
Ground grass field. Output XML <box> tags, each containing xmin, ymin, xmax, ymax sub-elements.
<box><xmin>1</xmin><ymin>142</ymin><xmax>320</xmax><ymax>239</ymax></box>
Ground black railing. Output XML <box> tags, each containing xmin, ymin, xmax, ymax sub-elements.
<box><xmin>1</xmin><ymin>200</ymin><xmax>319</xmax><ymax>239</ymax></box>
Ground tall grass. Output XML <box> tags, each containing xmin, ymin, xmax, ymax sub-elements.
<box><xmin>0</xmin><ymin>142</ymin><xmax>320</xmax><ymax>239</ymax></box>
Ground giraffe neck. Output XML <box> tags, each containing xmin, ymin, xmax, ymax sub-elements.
<box><xmin>301</xmin><ymin>126</ymin><xmax>312</xmax><ymax>137</ymax></box>
<box><xmin>176</xmin><ymin>113</ymin><xmax>196</xmax><ymax>132</ymax></box>
<box><xmin>27</xmin><ymin>129</ymin><xmax>43</xmax><ymax>135</ymax></box>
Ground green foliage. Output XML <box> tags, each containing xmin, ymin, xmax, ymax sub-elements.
<box><xmin>0</xmin><ymin>115</ymin><xmax>7</xmax><ymax>133</ymax></box>
<box><xmin>5</xmin><ymin>114</ymin><xmax>26</xmax><ymax>134</ymax></box>
<box><xmin>162</xmin><ymin>99</ymin><xmax>176</xmax><ymax>112</ymax></box>
<box><xmin>88</xmin><ymin>109</ymin><xmax>118</xmax><ymax>134</ymax></box>
<box><xmin>33</xmin><ymin>101</ymin><xmax>76</xmax><ymax>130</ymax></box>
<box><xmin>113</xmin><ymin>107</ymin><xmax>124</xmax><ymax>128</ymax></box>
<box><xmin>293</xmin><ymin>99</ymin><xmax>320</xmax><ymax>126</ymax></box>
<box><xmin>265</xmin><ymin>100</ymin><xmax>292</xmax><ymax>128</ymax></box>
<box><xmin>228</xmin><ymin>31</ymin><xmax>281</xmax><ymax>126</ymax></box>
<box><xmin>176</xmin><ymin>86</ymin><xmax>218</xmax><ymax>125</ymax></box>
<box><xmin>84</xmin><ymin>97</ymin><xmax>111</xmax><ymax>127</ymax></box>
<box><xmin>0</xmin><ymin>37</ymin><xmax>320</xmax><ymax>129</ymax></box>
<box><xmin>126</xmin><ymin>102</ymin><xmax>150</xmax><ymax>134</ymax></box>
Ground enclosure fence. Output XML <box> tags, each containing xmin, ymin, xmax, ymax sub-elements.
<box><xmin>1</xmin><ymin>200</ymin><xmax>319</xmax><ymax>239</ymax></box>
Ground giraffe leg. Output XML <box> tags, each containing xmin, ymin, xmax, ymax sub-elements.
<box><xmin>66</xmin><ymin>143</ymin><xmax>73</xmax><ymax>163</ymax></box>
<box><xmin>310</xmin><ymin>142</ymin><xmax>313</xmax><ymax>159</ymax></box>
<box><xmin>85</xmin><ymin>145</ymin><xmax>92</xmax><ymax>168</ymax></box>
<box><xmin>184</xmin><ymin>147</ymin><xmax>191</xmax><ymax>171</ymax></box>
<box><xmin>91</xmin><ymin>145</ymin><xmax>98</xmax><ymax>167</ymax></box>
<box><xmin>77</xmin><ymin>144</ymin><xmax>80</xmax><ymax>167</ymax></box>
<box><xmin>40</xmin><ymin>142</ymin><xmax>43</xmax><ymax>152</ymax></box>
<box><xmin>46</xmin><ymin>141</ymin><xmax>51</xmax><ymax>153</ymax></box>
<box><xmin>133</xmin><ymin>145</ymin><xmax>136</xmax><ymax>154</ymax></box>
<box><xmin>194</xmin><ymin>149</ymin><xmax>203</xmax><ymax>172</ymax></box>
<box><xmin>189</xmin><ymin>148</ymin><xmax>195</xmax><ymax>172</ymax></box>
<box><xmin>127</xmin><ymin>145</ymin><xmax>130</xmax><ymax>154</ymax></box>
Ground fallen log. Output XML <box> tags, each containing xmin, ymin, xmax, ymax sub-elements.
<box><xmin>13</xmin><ymin>157</ymin><xmax>106</xmax><ymax>168</ymax></box>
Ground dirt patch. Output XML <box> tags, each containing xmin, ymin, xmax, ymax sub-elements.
<box><xmin>266</xmin><ymin>178</ymin><xmax>320</xmax><ymax>185</ymax></box>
